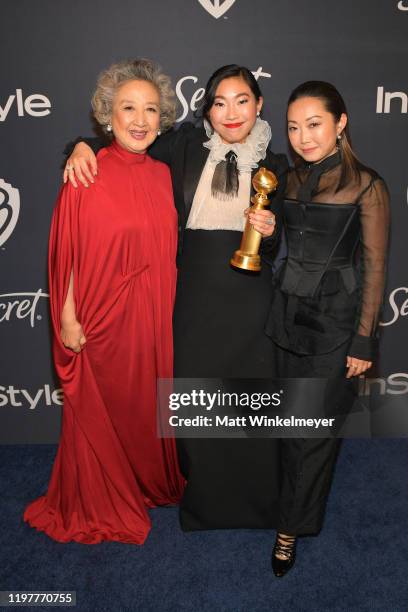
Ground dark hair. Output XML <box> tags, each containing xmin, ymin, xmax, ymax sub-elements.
<box><xmin>288</xmin><ymin>80</ymin><xmax>374</xmax><ymax>190</ymax></box>
<box><xmin>199</xmin><ymin>64</ymin><xmax>262</xmax><ymax>120</ymax></box>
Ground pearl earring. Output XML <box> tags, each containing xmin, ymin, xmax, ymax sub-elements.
<box><xmin>106</xmin><ymin>124</ymin><xmax>112</xmax><ymax>132</ymax></box>
<box><xmin>157</xmin><ymin>129</ymin><xmax>161</xmax><ymax>136</ymax></box>
<box><xmin>257</xmin><ymin>111</ymin><xmax>260</xmax><ymax>117</ymax></box>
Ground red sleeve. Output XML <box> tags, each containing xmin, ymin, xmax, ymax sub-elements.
<box><xmin>48</xmin><ymin>183</ymin><xmax>81</xmax><ymax>360</ymax></box>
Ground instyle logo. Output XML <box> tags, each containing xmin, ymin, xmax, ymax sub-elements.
<box><xmin>398</xmin><ymin>1</ymin><xmax>408</xmax><ymax>10</ymax></box>
<box><xmin>0</xmin><ymin>384</ymin><xmax>63</xmax><ymax>410</ymax></box>
<box><xmin>376</xmin><ymin>87</ymin><xmax>407</xmax><ymax>113</ymax></box>
<box><xmin>0</xmin><ymin>179</ymin><xmax>20</xmax><ymax>247</ymax></box>
<box><xmin>380</xmin><ymin>287</ymin><xmax>408</xmax><ymax>327</ymax></box>
<box><xmin>0</xmin><ymin>289</ymin><xmax>49</xmax><ymax>327</ymax></box>
<box><xmin>0</xmin><ymin>89</ymin><xmax>51</xmax><ymax>122</ymax></box>
<box><xmin>176</xmin><ymin>66</ymin><xmax>271</xmax><ymax>122</ymax></box>
<box><xmin>359</xmin><ymin>374</ymin><xmax>408</xmax><ymax>396</ymax></box>
<box><xmin>198</xmin><ymin>0</ymin><xmax>236</xmax><ymax>19</ymax></box>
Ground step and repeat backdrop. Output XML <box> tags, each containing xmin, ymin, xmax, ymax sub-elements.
<box><xmin>1</xmin><ymin>0</ymin><xmax>407</xmax><ymax>442</ymax></box>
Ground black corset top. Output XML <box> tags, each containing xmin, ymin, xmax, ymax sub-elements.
<box><xmin>280</xmin><ymin>199</ymin><xmax>360</xmax><ymax>298</ymax></box>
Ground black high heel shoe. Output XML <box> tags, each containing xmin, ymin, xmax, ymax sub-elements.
<box><xmin>271</xmin><ymin>533</ymin><xmax>297</xmax><ymax>577</ymax></box>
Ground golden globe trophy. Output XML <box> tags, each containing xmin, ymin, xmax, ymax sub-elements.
<box><xmin>230</xmin><ymin>167</ymin><xmax>278</xmax><ymax>272</ymax></box>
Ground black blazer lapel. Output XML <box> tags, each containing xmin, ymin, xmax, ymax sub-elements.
<box><xmin>183</xmin><ymin>129</ymin><xmax>209</xmax><ymax>222</ymax></box>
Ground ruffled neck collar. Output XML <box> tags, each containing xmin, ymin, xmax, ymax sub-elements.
<box><xmin>202</xmin><ymin>117</ymin><xmax>272</xmax><ymax>172</ymax></box>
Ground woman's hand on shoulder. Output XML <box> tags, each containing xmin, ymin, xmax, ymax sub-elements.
<box><xmin>64</xmin><ymin>142</ymin><xmax>97</xmax><ymax>188</ymax></box>
<box><xmin>246</xmin><ymin>208</ymin><xmax>276</xmax><ymax>237</ymax></box>
<box><xmin>346</xmin><ymin>356</ymin><xmax>372</xmax><ymax>378</ymax></box>
<box><xmin>60</xmin><ymin>319</ymin><xmax>86</xmax><ymax>353</ymax></box>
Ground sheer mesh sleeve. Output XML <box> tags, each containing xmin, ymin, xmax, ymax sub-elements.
<box><xmin>349</xmin><ymin>177</ymin><xmax>390</xmax><ymax>360</ymax></box>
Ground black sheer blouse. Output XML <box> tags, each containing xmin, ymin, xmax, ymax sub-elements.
<box><xmin>266</xmin><ymin>151</ymin><xmax>390</xmax><ymax>361</ymax></box>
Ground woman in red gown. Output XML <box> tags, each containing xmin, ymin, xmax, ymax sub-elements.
<box><xmin>24</xmin><ymin>59</ymin><xmax>184</xmax><ymax>544</ymax></box>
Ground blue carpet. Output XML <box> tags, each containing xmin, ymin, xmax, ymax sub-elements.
<box><xmin>0</xmin><ymin>441</ymin><xmax>407</xmax><ymax>611</ymax></box>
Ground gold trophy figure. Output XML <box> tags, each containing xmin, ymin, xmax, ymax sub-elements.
<box><xmin>230</xmin><ymin>167</ymin><xmax>278</xmax><ymax>272</ymax></box>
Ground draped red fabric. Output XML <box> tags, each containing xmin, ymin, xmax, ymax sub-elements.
<box><xmin>24</xmin><ymin>141</ymin><xmax>184</xmax><ymax>544</ymax></box>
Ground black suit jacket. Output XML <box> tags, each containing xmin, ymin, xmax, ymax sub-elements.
<box><xmin>67</xmin><ymin>123</ymin><xmax>288</xmax><ymax>265</ymax></box>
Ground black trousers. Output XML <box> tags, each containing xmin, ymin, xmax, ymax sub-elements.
<box><xmin>274</xmin><ymin>341</ymin><xmax>352</xmax><ymax>535</ymax></box>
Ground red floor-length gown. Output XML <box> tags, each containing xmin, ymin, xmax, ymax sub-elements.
<box><xmin>24</xmin><ymin>140</ymin><xmax>184</xmax><ymax>544</ymax></box>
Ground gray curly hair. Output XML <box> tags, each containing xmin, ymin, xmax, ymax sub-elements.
<box><xmin>92</xmin><ymin>58</ymin><xmax>176</xmax><ymax>133</ymax></box>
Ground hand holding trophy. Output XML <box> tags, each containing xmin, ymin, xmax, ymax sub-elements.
<box><xmin>230</xmin><ymin>167</ymin><xmax>278</xmax><ymax>272</ymax></box>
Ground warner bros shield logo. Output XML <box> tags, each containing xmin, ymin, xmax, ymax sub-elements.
<box><xmin>0</xmin><ymin>179</ymin><xmax>20</xmax><ymax>247</ymax></box>
<box><xmin>198</xmin><ymin>0</ymin><xmax>237</xmax><ymax>19</ymax></box>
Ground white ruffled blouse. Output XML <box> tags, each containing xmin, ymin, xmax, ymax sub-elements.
<box><xmin>186</xmin><ymin>118</ymin><xmax>272</xmax><ymax>232</ymax></box>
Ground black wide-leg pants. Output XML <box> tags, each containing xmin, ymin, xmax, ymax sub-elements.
<box><xmin>274</xmin><ymin>341</ymin><xmax>353</xmax><ymax>535</ymax></box>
